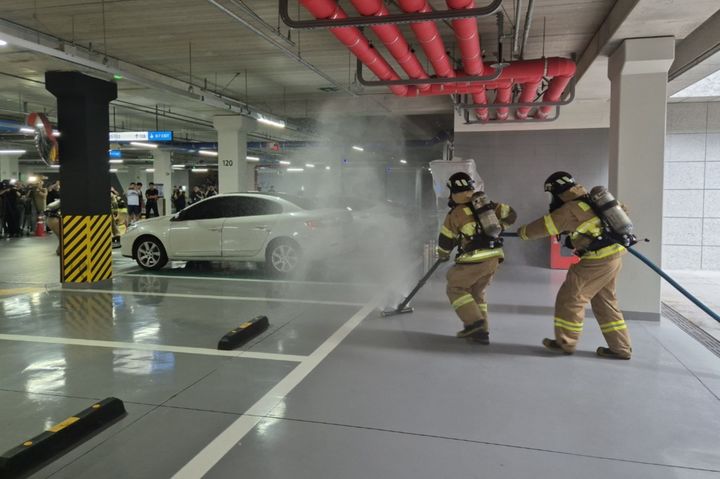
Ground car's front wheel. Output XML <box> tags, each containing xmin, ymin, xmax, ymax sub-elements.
<box><xmin>134</xmin><ymin>237</ymin><xmax>168</xmax><ymax>271</ymax></box>
<box><xmin>265</xmin><ymin>239</ymin><xmax>301</xmax><ymax>276</ymax></box>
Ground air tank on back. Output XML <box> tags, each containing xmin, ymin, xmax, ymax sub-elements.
<box><xmin>589</xmin><ymin>186</ymin><xmax>633</xmax><ymax>236</ymax></box>
<box><xmin>471</xmin><ymin>191</ymin><xmax>502</xmax><ymax>238</ymax></box>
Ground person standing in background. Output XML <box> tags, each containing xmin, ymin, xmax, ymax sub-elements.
<box><xmin>126</xmin><ymin>182</ymin><xmax>140</xmax><ymax>223</ymax></box>
<box><xmin>136</xmin><ymin>182</ymin><xmax>145</xmax><ymax>219</ymax></box>
<box><xmin>145</xmin><ymin>182</ymin><xmax>159</xmax><ymax>218</ymax></box>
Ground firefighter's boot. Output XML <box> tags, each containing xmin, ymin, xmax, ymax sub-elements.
<box><xmin>596</xmin><ymin>347</ymin><xmax>631</xmax><ymax>360</ymax></box>
<box><xmin>542</xmin><ymin>338</ymin><xmax>573</xmax><ymax>355</ymax></box>
<box><xmin>456</xmin><ymin>320</ymin><xmax>485</xmax><ymax>338</ymax></box>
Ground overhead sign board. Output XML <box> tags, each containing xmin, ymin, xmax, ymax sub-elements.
<box><xmin>109</xmin><ymin>131</ymin><xmax>173</xmax><ymax>142</ymax></box>
<box><xmin>109</xmin><ymin>150</ymin><xmax>122</xmax><ymax>158</ymax></box>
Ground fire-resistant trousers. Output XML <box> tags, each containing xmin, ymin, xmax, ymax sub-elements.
<box><xmin>446</xmin><ymin>257</ymin><xmax>501</xmax><ymax>331</ymax></box>
<box><xmin>554</xmin><ymin>255</ymin><xmax>632</xmax><ymax>357</ymax></box>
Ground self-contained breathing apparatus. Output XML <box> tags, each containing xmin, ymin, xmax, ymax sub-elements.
<box><xmin>567</xmin><ymin>186</ymin><xmax>637</xmax><ymax>256</ymax></box>
<box><xmin>459</xmin><ymin>191</ymin><xmax>504</xmax><ymax>254</ymax></box>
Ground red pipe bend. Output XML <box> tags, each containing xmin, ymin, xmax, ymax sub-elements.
<box><xmin>300</xmin><ymin>0</ymin><xmax>408</xmax><ymax>95</ymax></box>
<box><xmin>350</xmin><ymin>0</ymin><xmax>430</xmax><ymax>91</ymax></box>
<box><xmin>397</xmin><ymin>0</ymin><xmax>455</xmax><ymax>78</ymax></box>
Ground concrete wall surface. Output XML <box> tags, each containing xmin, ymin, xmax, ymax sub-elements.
<box><xmin>664</xmin><ymin>102</ymin><xmax>720</xmax><ymax>270</ymax></box>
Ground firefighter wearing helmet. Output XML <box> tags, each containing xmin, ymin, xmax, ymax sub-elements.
<box><xmin>437</xmin><ymin>172</ymin><xmax>517</xmax><ymax>344</ymax></box>
<box><xmin>516</xmin><ymin>172</ymin><xmax>633</xmax><ymax>359</ymax></box>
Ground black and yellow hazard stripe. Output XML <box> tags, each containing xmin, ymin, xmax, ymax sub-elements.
<box><xmin>61</xmin><ymin>215</ymin><xmax>113</xmax><ymax>283</ymax></box>
<box><xmin>62</xmin><ymin>294</ymin><xmax>114</xmax><ymax>338</ymax></box>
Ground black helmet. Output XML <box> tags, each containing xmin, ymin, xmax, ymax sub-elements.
<box><xmin>447</xmin><ymin>172</ymin><xmax>475</xmax><ymax>194</ymax></box>
<box><xmin>544</xmin><ymin>171</ymin><xmax>576</xmax><ymax>196</ymax></box>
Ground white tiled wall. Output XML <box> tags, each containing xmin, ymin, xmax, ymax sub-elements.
<box><xmin>664</xmin><ymin>102</ymin><xmax>720</xmax><ymax>270</ymax></box>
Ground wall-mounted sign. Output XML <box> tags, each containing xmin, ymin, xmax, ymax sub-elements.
<box><xmin>109</xmin><ymin>150</ymin><xmax>122</xmax><ymax>159</ymax></box>
<box><xmin>109</xmin><ymin>131</ymin><xmax>173</xmax><ymax>142</ymax></box>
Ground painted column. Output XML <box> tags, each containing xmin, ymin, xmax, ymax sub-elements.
<box><xmin>46</xmin><ymin>71</ymin><xmax>117</xmax><ymax>285</ymax></box>
<box><xmin>0</xmin><ymin>154</ymin><xmax>20</xmax><ymax>181</ymax></box>
<box><xmin>153</xmin><ymin>149</ymin><xmax>172</xmax><ymax>215</ymax></box>
<box><xmin>608</xmin><ymin>37</ymin><xmax>675</xmax><ymax>321</ymax></box>
<box><xmin>213</xmin><ymin>115</ymin><xmax>257</xmax><ymax>193</ymax></box>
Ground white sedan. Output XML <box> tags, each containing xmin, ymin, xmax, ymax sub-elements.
<box><xmin>121</xmin><ymin>193</ymin><xmax>351</xmax><ymax>275</ymax></box>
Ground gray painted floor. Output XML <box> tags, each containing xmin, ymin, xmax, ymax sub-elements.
<box><xmin>0</xmin><ymin>239</ymin><xmax>718</xmax><ymax>478</ymax></box>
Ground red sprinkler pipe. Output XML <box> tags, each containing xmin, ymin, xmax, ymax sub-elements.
<box><xmin>299</xmin><ymin>0</ymin><xmax>408</xmax><ymax>96</ymax></box>
<box><xmin>515</xmin><ymin>80</ymin><xmax>541</xmax><ymax>119</ymax></box>
<box><xmin>350</xmin><ymin>0</ymin><xmax>430</xmax><ymax>91</ymax></box>
<box><xmin>493</xmin><ymin>85</ymin><xmax>512</xmax><ymax>120</ymax></box>
<box><xmin>446</xmin><ymin>0</ymin><xmax>487</xmax><ymax>120</ymax></box>
<box><xmin>396</xmin><ymin>0</ymin><xmax>455</xmax><ymax>78</ymax></box>
<box><xmin>536</xmin><ymin>58</ymin><xmax>576</xmax><ymax>119</ymax></box>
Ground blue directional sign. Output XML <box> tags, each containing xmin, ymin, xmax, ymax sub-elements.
<box><xmin>148</xmin><ymin>131</ymin><xmax>173</xmax><ymax>142</ymax></box>
<box><xmin>109</xmin><ymin>149</ymin><xmax>122</xmax><ymax>159</ymax></box>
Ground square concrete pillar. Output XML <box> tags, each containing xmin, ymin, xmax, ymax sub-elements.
<box><xmin>0</xmin><ymin>154</ymin><xmax>21</xmax><ymax>181</ymax></box>
<box><xmin>213</xmin><ymin>115</ymin><xmax>257</xmax><ymax>193</ymax></box>
<box><xmin>608</xmin><ymin>37</ymin><xmax>675</xmax><ymax>321</ymax></box>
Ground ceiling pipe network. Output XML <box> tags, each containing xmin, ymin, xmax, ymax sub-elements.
<box><xmin>349</xmin><ymin>0</ymin><xmax>431</xmax><ymax>91</ymax></box>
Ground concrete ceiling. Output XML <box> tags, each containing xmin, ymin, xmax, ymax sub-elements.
<box><xmin>0</xmin><ymin>0</ymin><xmax>718</xmax><ymax>141</ymax></box>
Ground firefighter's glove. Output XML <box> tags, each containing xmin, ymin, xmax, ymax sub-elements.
<box><xmin>437</xmin><ymin>249</ymin><xmax>451</xmax><ymax>262</ymax></box>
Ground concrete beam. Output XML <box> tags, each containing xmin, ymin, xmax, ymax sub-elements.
<box><xmin>0</xmin><ymin>18</ymin><xmax>284</xmax><ymax>126</ymax></box>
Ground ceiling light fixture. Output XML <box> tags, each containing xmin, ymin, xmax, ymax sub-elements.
<box><xmin>199</xmin><ymin>150</ymin><xmax>218</xmax><ymax>157</ymax></box>
<box><xmin>145</xmin><ymin>168</ymin><xmax>155</xmax><ymax>172</ymax></box>
<box><xmin>325</xmin><ymin>166</ymin><xmax>331</xmax><ymax>170</ymax></box>
<box><xmin>257</xmin><ymin>116</ymin><xmax>286</xmax><ymax>129</ymax></box>
<box><xmin>279</xmin><ymin>160</ymin><xmax>291</xmax><ymax>166</ymax></box>
<box><xmin>19</xmin><ymin>127</ymin><xmax>35</xmax><ymax>134</ymax></box>
<box><xmin>52</xmin><ymin>130</ymin><xmax>60</xmax><ymax>137</ymax></box>
<box><xmin>50</xmin><ymin>164</ymin><xmax>60</xmax><ymax>168</ymax></box>
<box><xmin>352</xmin><ymin>145</ymin><xmax>364</xmax><ymax>152</ymax></box>
<box><xmin>109</xmin><ymin>168</ymin><xmax>118</xmax><ymax>173</ymax></box>
<box><xmin>0</xmin><ymin>40</ymin><xmax>7</xmax><ymax>47</ymax></box>
<box><xmin>109</xmin><ymin>159</ymin><xmax>124</xmax><ymax>164</ymax></box>
<box><xmin>0</xmin><ymin>149</ymin><xmax>26</xmax><ymax>155</ymax></box>
<box><xmin>305</xmin><ymin>163</ymin><xmax>315</xmax><ymax>168</ymax></box>
<box><xmin>287</xmin><ymin>168</ymin><xmax>304</xmax><ymax>172</ymax></box>
<box><xmin>130</xmin><ymin>142</ymin><xmax>158</xmax><ymax>149</ymax></box>
<box><xmin>172</xmin><ymin>164</ymin><xmax>186</xmax><ymax>169</ymax></box>
<box><xmin>400</xmin><ymin>159</ymin><xmax>407</xmax><ymax>164</ymax></box>
<box><xmin>191</xmin><ymin>168</ymin><xmax>209</xmax><ymax>173</ymax></box>
<box><xmin>246</xmin><ymin>156</ymin><xmax>260</xmax><ymax>162</ymax></box>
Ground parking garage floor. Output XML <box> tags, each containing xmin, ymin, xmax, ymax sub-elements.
<box><xmin>0</xmin><ymin>237</ymin><xmax>719</xmax><ymax>478</ymax></box>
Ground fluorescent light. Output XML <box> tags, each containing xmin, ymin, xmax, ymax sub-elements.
<box><xmin>279</xmin><ymin>160</ymin><xmax>291</xmax><ymax>165</ymax></box>
<box><xmin>246</xmin><ymin>156</ymin><xmax>260</xmax><ymax>162</ymax></box>
<box><xmin>0</xmin><ymin>149</ymin><xmax>25</xmax><ymax>154</ymax></box>
<box><xmin>305</xmin><ymin>163</ymin><xmax>315</xmax><ymax>168</ymax></box>
<box><xmin>172</xmin><ymin>164</ymin><xmax>186</xmax><ymax>169</ymax></box>
<box><xmin>325</xmin><ymin>166</ymin><xmax>331</xmax><ymax>170</ymax></box>
<box><xmin>109</xmin><ymin>168</ymin><xmax>118</xmax><ymax>173</ymax></box>
<box><xmin>257</xmin><ymin>116</ymin><xmax>286</xmax><ymax>129</ymax></box>
<box><xmin>287</xmin><ymin>168</ymin><xmax>304</xmax><ymax>172</ymax></box>
<box><xmin>109</xmin><ymin>159</ymin><xmax>123</xmax><ymax>164</ymax></box>
<box><xmin>191</xmin><ymin>168</ymin><xmax>208</xmax><ymax>172</ymax></box>
<box><xmin>28</xmin><ymin>176</ymin><xmax>38</xmax><ymax>182</ymax></box>
<box><xmin>145</xmin><ymin>168</ymin><xmax>155</xmax><ymax>172</ymax></box>
<box><xmin>199</xmin><ymin>150</ymin><xmax>218</xmax><ymax>157</ymax></box>
<box><xmin>130</xmin><ymin>142</ymin><xmax>158</xmax><ymax>149</ymax></box>
<box><xmin>52</xmin><ymin>130</ymin><xmax>60</xmax><ymax>137</ymax></box>
<box><xmin>50</xmin><ymin>164</ymin><xmax>60</xmax><ymax>168</ymax></box>
<box><xmin>0</xmin><ymin>40</ymin><xmax>7</xmax><ymax>47</ymax></box>
<box><xmin>352</xmin><ymin>145</ymin><xmax>364</xmax><ymax>152</ymax></box>
<box><xmin>400</xmin><ymin>159</ymin><xmax>407</xmax><ymax>164</ymax></box>
<box><xmin>19</xmin><ymin>127</ymin><xmax>35</xmax><ymax>134</ymax></box>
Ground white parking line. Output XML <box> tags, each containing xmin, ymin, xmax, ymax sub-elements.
<box><xmin>46</xmin><ymin>288</ymin><xmax>366</xmax><ymax>307</ymax></box>
<box><xmin>117</xmin><ymin>272</ymin><xmax>377</xmax><ymax>288</ymax></box>
<box><xmin>172</xmin><ymin>285</ymin><xmax>394</xmax><ymax>478</ymax></box>
<box><xmin>0</xmin><ymin>334</ymin><xmax>307</xmax><ymax>362</ymax></box>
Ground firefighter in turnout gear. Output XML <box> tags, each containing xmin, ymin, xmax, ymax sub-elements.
<box><xmin>516</xmin><ymin>172</ymin><xmax>632</xmax><ymax>359</ymax></box>
<box><xmin>437</xmin><ymin>173</ymin><xmax>517</xmax><ymax>344</ymax></box>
